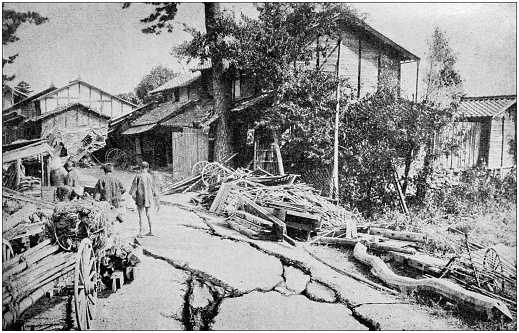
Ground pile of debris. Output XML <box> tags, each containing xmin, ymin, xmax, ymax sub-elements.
<box><xmin>164</xmin><ymin>166</ymin><xmax>358</xmax><ymax>243</ymax></box>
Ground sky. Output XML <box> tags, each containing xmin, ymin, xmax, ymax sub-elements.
<box><xmin>2</xmin><ymin>2</ymin><xmax>517</xmax><ymax>98</ymax></box>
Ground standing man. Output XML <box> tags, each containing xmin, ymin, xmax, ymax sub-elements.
<box><xmin>64</xmin><ymin>160</ymin><xmax>82</xmax><ymax>187</ymax></box>
<box><xmin>94</xmin><ymin>163</ymin><xmax>126</xmax><ymax>212</ymax></box>
<box><xmin>130</xmin><ymin>161</ymin><xmax>158</xmax><ymax>237</ymax></box>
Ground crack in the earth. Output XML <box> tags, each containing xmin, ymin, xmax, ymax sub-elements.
<box><xmin>156</xmin><ymin>203</ymin><xmax>375</xmax><ymax>330</ymax></box>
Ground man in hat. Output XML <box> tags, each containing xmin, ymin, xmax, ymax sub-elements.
<box><xmin>94</xmin><ymin>163</ymin><xmax>126</xmax><ymax>210</ymax></box>
<box><xmin>129</xmin><ymin>161</ymin><xmax>158</xmax><ymax>237</ymax></box>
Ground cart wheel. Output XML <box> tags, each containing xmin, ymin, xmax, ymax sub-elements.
<box><xmin>2</xmin><ymin>239</ymin><xmax>14</xmax><ymax>262</ymax></box>
<box><xmin>75</xmin><ymin>239</ymin><xmax>98</xmax><ymax>330</ymax></box>
<box><xmin>201</xmin><ymin>162</ymin><xmax>230</xmax><ymax>186</ymax></box>
<box><xmin>483</xmin><ymin>248</ymin><xmax>504</xmax><ymax>293</ymax></box>
<box><xmin>192</xmin><ymin>161</ymin><xmax>209</xmax><ymax>176</ymax></box>
<box><xmin>105</xmin><ymin>148</ymin><xmax>128</xmax><ymax>168</ymax></box>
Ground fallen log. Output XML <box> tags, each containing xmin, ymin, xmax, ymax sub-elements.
<box><xmin>369</xmin><ymin>227</ymin><xmax>427</xmax><ymax>243</ymax></box>
<box><xmin>353</xmin><ymin>242</ymin><xmax>512</xmax><ymax>321</ymax></box>
<box><xmin>3</xmin><ymin>239</ymin><xmax>52</xmax><ymax>272</ymax></box>
<box><xmin>315</xmin><ymin>237</ymin><xmax>417</xmax><ymax>255</ymax></box>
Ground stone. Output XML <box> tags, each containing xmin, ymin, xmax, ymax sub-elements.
<box><xmin>274</xmin><ymin>282</ymin><xmax>299</xmax><ymax>296</ymax></box>
<box><xmin>283</xmin><ymin>266</ymin><xmax>310</xmax><ymax>294</ymax></box>
<box><xmin>212</xmin><ymin>291</ymin><xmax>367</xmax><ymax>330</ymax></box>
<box><xmin>189</xmin><ymin>279</ymin><xmax>214</xmax><ymax>309</ymax></box>
<box><xmin>305</xmin><ymin>281</ymin><xmax>337</xmax><ymax>303</ymax></box>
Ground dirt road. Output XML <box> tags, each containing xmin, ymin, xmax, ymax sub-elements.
<box><xmin>23</xmin><ymin>168</ymin><xmax>469</xmax><ymax>330</ymax></box>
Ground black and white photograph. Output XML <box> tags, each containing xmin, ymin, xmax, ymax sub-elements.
<box><xmin>1</xmin><ymin>2</ymin><xmax>516</xmax><ymax>330</ymax></box>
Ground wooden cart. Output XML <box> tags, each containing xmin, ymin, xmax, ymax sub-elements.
<box><xmin>2</xmin><ymin>192</ymin><xmax>105</xmax><ymax>330</ymax></box>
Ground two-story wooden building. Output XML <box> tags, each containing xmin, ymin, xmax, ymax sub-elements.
<box><xmin>117</xmin><ymin>15</ymin><xmax>419</xmax><ymax>179</ymax></box>
<box><xmin>2</xmin><ymin>78</ymin><xmax>138</xmax><ymax>153</ymax></box>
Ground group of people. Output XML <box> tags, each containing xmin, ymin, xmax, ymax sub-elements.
<box><xmin>55</xmin><ymin>160</ymin><xmax>160</xmax><ymax>238</ymax></box>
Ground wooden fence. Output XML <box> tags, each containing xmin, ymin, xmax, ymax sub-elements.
<box><xmin>432</xmin><ymin>121</ymin><xmax>482</xmax><ymax>170</ymax></box>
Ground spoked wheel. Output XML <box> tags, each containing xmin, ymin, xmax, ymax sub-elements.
<box><xmin>482</xmin><ymin>248</ymin><xmax>504</xmax><ymax>293</ymax></box>
<box><xmin>75</xmin><ymin>239</ymin><xmax>98</xmax><ymax>330</ymax></box>
<box><xmin>105</xmin><ymin>148</ymin><xmax>128</xmax><ymax>168</ymax></box>
<box><xmin>2</xmin><ymin>239</ymin><xmax>14</xmax><ymax>262</ymax></box>
<box><xmin>192</xmin><ymin>160</ymin><xmax>209</xmax><ymax>176</ymax></box>
<box><xmin>201</xmin><ymin>162</ymin><xmax>231</xmax><ymax>186</ymax></box>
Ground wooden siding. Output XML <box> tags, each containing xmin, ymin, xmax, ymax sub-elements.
<box><xmin>488</xmin><ymin>111</ymin><xmax>515</xmax><ymax>168</ymax></box>
<box><xmin>171</xmin><ymin>127</ymin><xmax>209</xmax><ymax>180</ymax></box>
<box><xmin>432</xmin><ymin>122</ymin><xmax>482</xmax><ymax>170</ymax></box>
<box><xmin>39</xmin><ymin>82</ymin><xmax>134</xmax><ymax>118</ymax></box>
<box><xmin>307</xmin><ymin>31</ymin><xmax>401</xmax><ymax>98</ymax></box>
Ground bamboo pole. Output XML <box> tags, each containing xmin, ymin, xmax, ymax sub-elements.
<box><xmin>3</xmin><ymin>281</ymin><xmax>54</xmax><ymax>330</ymax></box>
<box><xmin>3</xmin><ymin>244</ymin><xmax>60</xmax><ymax>279</ymax></box>
<box><xmin>353</xmin><ymin>242</ymin><xmax>512</xmax><ymax>320</ymax></box>
<box><xmin>3</xmin><ymin>239</ymin><xmax>52</xmax><ymax>272</ymax></box>
<box><xmin>13</xmin><ymin>252</ymin><xmax>73</xmax><ymax>287</ymax></box>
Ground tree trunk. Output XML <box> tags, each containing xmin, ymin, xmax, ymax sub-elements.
<box><xmin>205</xmin><ymin>3</ymin><xmax>234</xmax><ymax>163</ymax></box>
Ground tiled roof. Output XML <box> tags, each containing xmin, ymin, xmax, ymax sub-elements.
<box><xmin>160</xmin><ymin>99</ymin><xmax>214</xmax><ymax>128</ymax></box>
<box><xmin>150</xmin><ymin>71</ymin><xmax>202</xmax><ymax>94</ymax></box>
<box><xmin>26</xmin><ymin>102</ymin><xmax>110</xmax><ymax>122</ymax></box>
<box><xmin>131</xmin><ymin>100</ymin><xmax>193</xmax><ymax>127</ymax></box>
<box><xmin>458</xmin><ymin>95</ymin><xmax>516</xmax><ymax>118</ymax></box>
<box><xmin>189</xmin><ymin>60</ymin><xmax>212</xmax><ymax>72</ymax></box>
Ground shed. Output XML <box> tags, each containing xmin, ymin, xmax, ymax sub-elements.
<box><xmin>433</xmin><ymin>95</ymin><xmax>516</xmax><ymax>171</ymax></box>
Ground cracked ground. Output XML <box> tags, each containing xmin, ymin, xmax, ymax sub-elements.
<box><xmin>21</xmin><ymin>198</ymin><xmax>468</xmax><ymax>330</ymax></box>
<box><xmin>84</xmin><ymin>199</ymin><xmax>466</xmax><ymax>331</ymax></box>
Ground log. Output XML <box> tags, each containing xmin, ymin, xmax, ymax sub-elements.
<box><xmin>3</xmin><ymin>244</ymin><xmax>60</xmax><ymax>279</ymax></box>
<box><xmin>369</xmin><ymin>227</ymin><xmax>427</xmax><ymax>243</ymax></box>
<box><xmin>3</xmin><ymin>281</ymin><xmax>54</xmax><ymax>329</ymax></box>
<box><xmin>316</xmin><ymin>237</ymin><xmax>417</xmax><ymax>255</ymax></box>
<box><xmin>3</xmin><ymin>239</ymin><xmax>52</xmax><ymax>272</ymax></box>
<box><xmin>353</xmin><ymin>242</ymin><xmax>512</xmax><ymax>320</ymax></box>
<box><xmin>2</xmin><ymin>203</ymin><xmax>37</xmax><ymax>233</ymax></box>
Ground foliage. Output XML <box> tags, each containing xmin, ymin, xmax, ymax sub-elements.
<box><xmin>135</xmin><ymin>65</ymin><xmax>178</xmax><ymax>103</ymax></box>
<box><xmin>337</xmin><ymin>89</ymin><xmax>454</xmax><ymax>214</ymax></box>
<box><xmin>423</xmin><ymin>27</ymin><xmax>464</xmax><ymax>109</ymax></box>
<box><xmin>117</xmin><ymin>92</ymin><xmax>142</xmax><ymax>106</ymax></box>
<box><xmin>15</xmin><ymin>80</ymin><xmax>32</xmax><ymax>95</ymax></box>
<box><xmin>2</xmin><ymin>5</ymin><xmax>48</xmax><ymax>82</ymax></box>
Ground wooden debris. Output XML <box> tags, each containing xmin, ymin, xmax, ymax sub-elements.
<box><xmin>315</xmin><ymin>237</ymin><xmax>417</xmax><ymax>255</ymax></box>
<box><xmin>353</xmin><ymin>242</ymin><xmax>512</xmax><ymax>321</ymax></box>
<box><xmin>369</xmin><ymin>228</ymin><xmax>428</xmax><ymax>243</ymax></box>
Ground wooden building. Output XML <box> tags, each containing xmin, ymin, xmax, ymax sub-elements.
<box><xmin>3</xmin><ymin>79</ymin><xmax>138</xmax><ymax>162</ymax></box>
<box><xmin>2</xmin><ymin>86</ymin><xmax>29</xmax><ymax>111</ymax></box>
<box><xmin>433</xmin><ymin>95</ymin><xmax>516</xmax><ymax>172</ymax></box>
<box><xmin>304</xmin><ymin>15</ymin><xmax>419</xmax><ymax>98</ymax></box>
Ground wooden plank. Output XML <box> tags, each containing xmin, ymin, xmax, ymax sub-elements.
<box><xmin>369</xmin><ymin>228</ymin><xmax>427</xmax><ymax>243</ymax></box>
<box><xmin>234</xmin><ymin>210</ymin><xmax>273</xmax><ymax>228</ymax></box>
<box><xmin>316</xmin><ymin>237</ymin><xmax>416</xmax><ymax>255</ymax></box>
<box><xmin>353</xmin><ymin>242</ymin><xmax>512</xmax><ymax>320</ymax></box>
<box><xmin>209</xmin><ymin>182</ymin><xmax>233</xmax><ymax>213</ymax></box>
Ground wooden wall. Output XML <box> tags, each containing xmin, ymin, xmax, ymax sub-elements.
<box><xmin>488</xmin><ymin>108</ymin><xmax>516</xmax><ymax>169</ymax></box>
<box><xmin>307</xmin><ymin>31</ymin><xmax>401</xmax><ymax>98</ymax></box>
<box><xmin>171</xmin><ymin>127</ymin><xmax>209</xmax><ymax>180</ymax></box>
<box><xmin>38</xmin><ymin>82</ymin><xmax>134</xmax><ymax>118</ymax></box>
<box><xmin>40</xmin><ymin>107</ymin><xmax>107</xmax><ymax>138</ymax></box>
<box><xmin>432</xmin><ymin>121</ymin><xmax>482</xmax><ymax>170</ymax></box>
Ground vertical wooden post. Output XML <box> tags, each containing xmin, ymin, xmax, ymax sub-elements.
<box><xmin>40</xmin><ymin>154</ymin><xmax>44</xmax><ymax>199</ymax></box>
<box><xmin>15</xmin><ymin>159</ymin><xmax>22</xmax><ymax>191</ymax></box>
<box><xmin>332</xmin><ymin>38</ymin><xmax>342</xmax><ymax>200</ymax></box>
<box><xmin>253</xmin><ymin>140</ymin><xmax>258</xmax><ymax>171</ymax></box>
<box><xmin>273</xmin><ymin>132</ymin><xmax>284</xmax><ymax>176</ymax></box>
<box><xmin>415</xmin><ymin>59</ymin><xmax>420</xmax><ymax>103</ymax></box>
